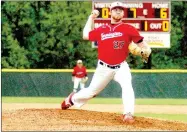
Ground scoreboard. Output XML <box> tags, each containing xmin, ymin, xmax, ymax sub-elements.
<box><xmin>92</xmin><ymin>0</ymin><xmax>171</xmax><ymax>48</ymax></box>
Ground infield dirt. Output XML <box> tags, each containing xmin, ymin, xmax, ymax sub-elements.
<box><xmin>2</xmin><ymin>104</ymin><xmax>187</xmax><ymax>131</ymax></box>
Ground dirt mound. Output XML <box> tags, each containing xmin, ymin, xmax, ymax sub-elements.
<box><xmin>2</xmin><ymin>109</ymin><xmax>187</xmax><ymax>131</ymax></box>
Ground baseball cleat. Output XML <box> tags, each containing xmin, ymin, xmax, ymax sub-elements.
<box><xmin>122</xmin><ymin>112</ymin><xmax>135</xmax><ymax>123</ymax></box>
<box><xmin>61</xmin><ymin>92</ymin><xmax>75</xmax><ymax>110</ymax></box>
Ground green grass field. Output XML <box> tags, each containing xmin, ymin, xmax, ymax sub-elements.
<box><xmin>2</xmin><ymin>97</ymin><xmax>187</xmax><ymax>105</ymax></box>
<box><xmin>2</xmin><ymin>97</ymin><xmax>187</xmax><ymax>123</ymax></box>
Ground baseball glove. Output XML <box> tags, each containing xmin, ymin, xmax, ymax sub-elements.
<box><xmin>128</xmin><ymin>43</ymin><xmax>151</xmax><ymax>63</ymax></box>
<box><xmin>141</xmin><ymin>47</ymin><xmax>151</xmax><ymax>63</ymax></box>
<box><xmin>81</xmin><ymin>77</ymin><xmax>88</xmax><ymax>84</ymax></box>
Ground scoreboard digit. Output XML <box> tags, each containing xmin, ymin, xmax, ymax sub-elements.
<box><xmin>102</xmin><ymin>8</ymin><xmax>109</xmax><ymax>18</ymax></box>
<box><xmin>160</xmin><ymin>8</ymin><xmax>167</xmax><ymax>18</ymax></box>
<box><xmin>130</xmin><ymin>8</ymin><xmax>136</xmax><ymax>18</ymax></box>
<box><xmin>92</xmin><ymin>1</ymin><xmax>171</xmax><ymax>48</ymax></box>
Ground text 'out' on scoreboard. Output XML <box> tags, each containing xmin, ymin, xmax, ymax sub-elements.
<box><xmin>92</xmin><ymin>1</ymin><xmax>171</xmax><ymax>48</ymax></box>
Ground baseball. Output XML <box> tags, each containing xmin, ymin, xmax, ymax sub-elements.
<box><xmin>91</xmin><ymin>9</ymin><xmax>100</xmax><ymax>18</ymax></box>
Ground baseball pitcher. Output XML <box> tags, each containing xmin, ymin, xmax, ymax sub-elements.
<box><xmin>61</xmin><ymin>1</ymin><xmax>151</xmax><ymax>123</ymax></box>
<box><xmin>72</xmin><ymin>60</ymin><xmax>88</xmax><ymax>92</ymax></box>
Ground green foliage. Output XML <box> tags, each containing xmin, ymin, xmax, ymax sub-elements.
<box><xmin>2</xmin><ymin>12</ymin><xmax>30</xmax><ymax>68</ymax></box>
<box><xmin>1</xmin><ymin>1</ymin><xmax>187</xmax><ymax>69</ymax></box>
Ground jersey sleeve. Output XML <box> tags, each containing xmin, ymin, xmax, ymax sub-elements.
<box><xmin>127</xmin><ymin>25</ymin><xmax>144</xmax><ymax>43</ymax></box>
<box><xmin>89</xmin><ymin>27</ymin><xmax>101</xmax><ymax>41</ymax></box>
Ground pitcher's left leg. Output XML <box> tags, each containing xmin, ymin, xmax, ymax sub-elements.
<box><xmin>113</xmin><ymin>62</ymin><xmax>135</xmax><ymax>115</ymax></box>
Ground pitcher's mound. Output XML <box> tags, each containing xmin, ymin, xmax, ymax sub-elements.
<box><xmin>2</xmin><ymin>109</ymin><xmax>187</xmax><ymax>131</ymax></box>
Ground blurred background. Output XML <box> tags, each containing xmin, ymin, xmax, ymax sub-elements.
<box><xmin>1</xmin><ymin>1</ymin><xmax>187</xmax><ymax>69</ymax></box>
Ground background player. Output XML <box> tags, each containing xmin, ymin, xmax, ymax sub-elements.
<box><xmin>72</xmin><ymin>60</ymin><xmax>88</xmax><ymax>92</ymax></box>
<box><xmin>61</xmin><ymin>1</ymin><xmax>151</xmax><ymax>123</ymax></box>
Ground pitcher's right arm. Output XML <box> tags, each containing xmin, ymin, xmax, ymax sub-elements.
<box><xmin>83</xmin><ymin>10</ymin><xmax>99</xmax><ymax>40</ymax></box>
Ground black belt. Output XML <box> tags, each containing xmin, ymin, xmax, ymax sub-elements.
<box><xmin>99</xmin><ymin>61</ymin><xmax>121</xmax><ymax>69</ymax></box>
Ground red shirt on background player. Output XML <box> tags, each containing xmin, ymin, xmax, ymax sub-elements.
<box><xmin>72</xmin><ymin>60</ymin><xmax>88</xmax><ymax>93</ymax></box>
<box><xmin>72</xmin><ymin>60</ymin><xmax>87</xmax><ymax>78</ymax></box>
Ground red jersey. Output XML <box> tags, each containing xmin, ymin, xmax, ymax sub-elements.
<box><xmin>89</xmin><ymin>23</ymin><xmax>143</xmax><ymax>65</ymax></box>
<box><xmin>72</xmin><ymin>66</ymin><xmax>87</xmax><ymax>78</ymax></box>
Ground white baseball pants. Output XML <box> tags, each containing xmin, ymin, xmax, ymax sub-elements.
<box><xmin>71</xmin><ymin>60</ymin><xmax>135</xmax><ymax>115</ymax></box>
<box><xmin>73</xmin><ymin>77</ymin><xmax>85</xmax><ymax>92</ymax></box>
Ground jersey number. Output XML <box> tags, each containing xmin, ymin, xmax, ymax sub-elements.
<box><xmin>113</xmin><ymin>41</ymin><xmax>125</xmax><ymax>49</ymax></box>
